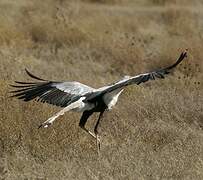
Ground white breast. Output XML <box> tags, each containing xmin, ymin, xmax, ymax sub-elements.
<box><xmin>103</xmin><ymin>88</ymin><xmax>124</xmax><ymax>110</ymax></box>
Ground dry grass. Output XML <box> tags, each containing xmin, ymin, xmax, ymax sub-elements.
<box><xmin>0</xmin><ymin>0</ymin><xmax>203</xmax><ymax>179</ymax></box>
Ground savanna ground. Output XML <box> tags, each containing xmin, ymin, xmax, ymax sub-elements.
<box><xmin>0</xmin><ymin>0</ymin><xmax>203</xmax><ymax>179</ymax></box>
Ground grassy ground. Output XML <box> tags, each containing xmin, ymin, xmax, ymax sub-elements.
<box><xmin>0</xmin><ymin>0</ymin><xmax>203</xmax><ymax>179</ymax></box>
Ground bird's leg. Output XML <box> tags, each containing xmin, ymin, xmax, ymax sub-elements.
<box><xmin>38</xmin><ymin>100</ymin><xmax>83</xmax><ymax>129</ymax></box>
<box><xmin>79</xmin><ymin>111</ymin><xmax>95</xmax><ymax>138</ymax></box>
<box><xmin>94</xmin><ymin>109</ymin><xmax>105</xmax><ymax>152</ymax></box>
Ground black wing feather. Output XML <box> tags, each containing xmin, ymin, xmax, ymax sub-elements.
<box><xmin>10</xmin><ymin>70</ymin><xmax>79</xmax><ymax>107</ymax></box>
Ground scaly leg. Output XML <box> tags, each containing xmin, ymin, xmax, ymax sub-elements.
<box><xmin>79</xmin><ymin>110</ymin><xmax>95</xmax><ymax>138</ymax></box>
<box><xmin>94</xmin><ymin>109</ymin><xmax>105</xmax><ymax>153</ymax></box>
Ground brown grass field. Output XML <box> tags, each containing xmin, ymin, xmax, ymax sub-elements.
<box><xmin>0</xmin><ymin>0</ymin><xmax>203</xmax><ymax>179</ymax></box>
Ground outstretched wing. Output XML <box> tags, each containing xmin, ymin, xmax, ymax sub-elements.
<box><xmin>85</xmin><ymin>49</ymin><xmax>188</xmax><ymax>102</ymax></box>
<box><xmin>10</xmin><ymin>69</ymin><xmax>95</xmax><ymax>107</ymax></box>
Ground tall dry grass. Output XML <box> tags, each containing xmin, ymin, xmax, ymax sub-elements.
<box><xmin>0</xmin><ymin>0</ymin><xmax>202</xmax><ymax>179</ymax></box>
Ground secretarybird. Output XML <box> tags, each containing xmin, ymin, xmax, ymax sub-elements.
<box><xmin>10</xmin><ymin>50</ymin><xmax>188</xmax><ymax>151</ymax></box>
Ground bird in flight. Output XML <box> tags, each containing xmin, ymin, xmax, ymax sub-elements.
<box><xmin>10</xmin><ymin>50</ymin><xmax>187</xmax><ymax>151</ymax></box>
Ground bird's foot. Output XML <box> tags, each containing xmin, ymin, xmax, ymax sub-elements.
<box><xmin>38</xmin><ymin>122</ymin><xmax>52</xmax><ymax>129</ymax></box>
<box><xmin>80</xmin><ymin>127</ymin><xmax>101</xmax><ymax>154</ymax></box>
<box><xmin>86</xmin><ymin>130</ymin><xmax>101</xmax><ymax>153</ymax></box>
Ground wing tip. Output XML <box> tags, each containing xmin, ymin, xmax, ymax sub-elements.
<box><xmin>165</xmin><ymin>49</ymin><xmax>188</xmax><ymax>71</ymax></box>
<box><xmin>182</xmin><ymin>48</ymin><xmax>188</xmax><ymax>58</ymax></box>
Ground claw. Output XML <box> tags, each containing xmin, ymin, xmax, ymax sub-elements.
<box><xmin>80</xmin><ymin>126</ymin><xmax>101</xmax><ymax>154</ymax></box>
<box><xmin>38</xmin><ymin>122</ymin><xmax>52</xmax><ymax>129</ymax></box>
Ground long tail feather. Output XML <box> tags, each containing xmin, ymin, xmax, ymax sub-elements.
<box><xmin>25</xmin><ymin>68</ymin><xmax>47</xmax><ymax>81</ymax></box>
<box><xmin>14</xmin><ymin>81</ymin><xmax>36</xmax><ymax>85</ymax></box>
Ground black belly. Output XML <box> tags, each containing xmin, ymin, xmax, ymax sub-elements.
<box><xmin>91</xmin><ymin>97</ymin><xmax>108</xmax><ymax>112</ymax></box>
